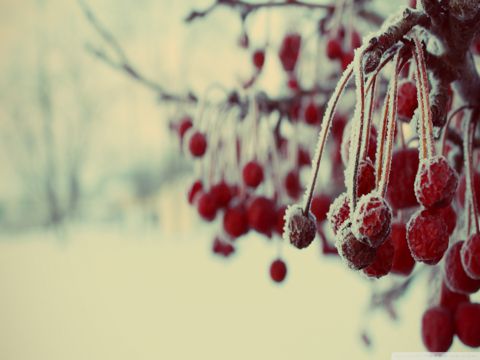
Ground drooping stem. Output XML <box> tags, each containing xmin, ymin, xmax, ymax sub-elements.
<box><xmin>303</xmin><ymin>64</ymin><xmax>354</xmax><ymax>214</ymax></box>
<box><xmin>464</xmin><ymin>111</ymin><xmax>480</xmax><ymax>234</ymax></box>
<box><xmin>375</xmin><ymin>93</ymin><xmax>390</xmax><ymax>187</ymax></box>
<box><xmin>362</xmin><ymin>76</ymin><xmax>377</xmax><ymax>161</ymax></box>
<box><xmin>412</xmin><ymin>40</ymin><xmax>428</xmax><ymax>160</ymax></box>
<box><xmin>441</xmin><ymin>105</ymin><xmax>473</xmax><ymax>156</ymax></box>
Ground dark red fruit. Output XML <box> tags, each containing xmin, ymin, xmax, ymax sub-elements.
<box><xmin>351</xmin><ymin>30</ymin><xmax>362</xmax><ymax>49</ymax></box>
<box><xmin>327</xmin><ymin>192</ymin><xmax>350</xmax><ymax>235</ymax></box>
<box><xmin>421</xmin><ymin>306</ymin><xmax>454</xmax><ymax>352</ymax></box>
<box><xmin>212</xmin><ymin>237</ymin><xmax>235</xmax><ymax>257</ymax></box>
<box><xmin>242</xmin><ymin>161</ymin><xmax>264</xmax><ymax>188</ymax></box>
<box><xmin>336</xmin><ymin>226</ymin><xmax>376</xmax><ymax>270</ymax></box>
<box><xmin>187</xmin><ymin>180</ymin><xmax>203</xmax><ymax>204</ymax></box>
<box><xmin>341</xmin><ymin>51</ymin><xmax>354</xmax><ymax>70</ymax></box>
<box><xmin>439</xmin><ymin>281</ymin><xmax>470</xmax><ymax>313</ymax></box>
<box><xmin>304</xmin><ymin>101</ymin><xmax>321</xmax><ymax>125</ymax></box>
<box><xmin>310</xmin><ymin>194</ymin><xmax>331</xmax><ymax>223</ymax></box>
<box><xmin>252</xmin><ymin>49</ymin><xmax>265</xmax><ymax>70</ymax></box>
<box><xmin>430</xmin><ymin>205</ymin><xmax>456</xmax><ymax>236</ymax></box>
<box><xmin>352</xmin><ymin>194</ymin><xmax>392</xmax><ymax>248</ymax></box>
<box><xmin>178</xmin><ymin>116</ymin><xmax>193</xmax><ymax>139</ymax></box>
<box><xmin>407</xmin><ymin>209</ymin><xmax>449</xmax><ymax>264</ymax></box>
<box><xmin>247</xmin><ymin>197</ymin><xmax>277</xmax><ymax>237</ymax></box>
<box><xmin>356</xmin><ymin>159</ymin><xmax>376</xmax><ymax>197</ymax></box>
<box><xmin>189</xmin><ymin>131</ymin><xmax>207</xmax><ymax>157</ymax></box>
<box><xmin>223</xmin><ymin>205</ymin><xmax>249</xmax><ymax>238</ymax></box>
<box><xmin>278</xmin><ymin>33</ymin><xmax>302</xmax><ymax>72</ymax></box>
<box><xmin>283</xmin><ymin>205</ymin><xmax>317</xmax><ymax>249</ymax></box>
<box><xmin>397</xmin><ymin>80</ymin><xmax>418</xmax><ymax>122</ymax></box>
<box><xmin>197</xmin><ymin>192</ymin><xmax>217</xmax><ymax>221</ymax></box>
<box><xmin>326</xmin><ymin>38</ymin><xmax>343</xmax><ymax>60</ymax></box>
<box><xmin>390</xmin><ymin>222</ymin><xmax>416</xmax><ymax>276</ymax></box>
<box><xmin>461</xmin><ymin>233</ymin><xmax>480</xmax><ymax>280</ymax></box>
<box><xmin>270</xmin><ymin>259</ymin><xmax>287</xmax><ymax>283</ymax></box>
<box><xmin>455</xmin><ymin>302</ymin><xmax>480</xmax><ymax>348</ymax></box>
<box><xmin>297</xmin><ymin>147</ymin><xmax>311</xmax><ymax>167</ymax></box>
<box><xmin>275</xmin><ymin>206</ymin><xmax>287</xmax><ymax>235</ymax></box>
<box><xmin>363</xmin><ymin>238</ymin><xmax>394</xmax><ymax>278</ymax></box>
<box><xmin>284</xmin><ymin>170</ymin><xmax>302</xmax><ymax>199</ymax></box>
<box><xmin>414</xmin><ymin>155</ymin><xmax>458</xmax><ymax>209</ymax></box>
<box><xmin>387</xmin><ymin>148</ymin><xmax>420</xmax><ymax>209</ymax></box>
<box><xmin>210</xmin><ymin>182</ymin><xmax>233</xmax><ymax>208</ymax></box>
<box><xmin>444</xmin><ymin>241</ymin><xmax>480</xmax><ymax>294</ymax></box>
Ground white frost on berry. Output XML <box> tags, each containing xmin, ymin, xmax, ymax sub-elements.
<box><xmin>282</xmin><ymin>204</ymin><xmax>304</xmax><ymax>243</ymax></box>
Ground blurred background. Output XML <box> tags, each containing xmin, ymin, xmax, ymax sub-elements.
<box><xmin>0</xmin><ymin>1</ymin><xmax>476</xmax><ymax>359</ymax></box>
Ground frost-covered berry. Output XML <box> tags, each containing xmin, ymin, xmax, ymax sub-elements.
<box><xmin>407</xmin><ymin>209</ymin><xmax>449</xmax><ymax>265</ymax></box>
<box><xmin>387</xmin><ymin>148</ymin><xmax>419</xmax><ymax>209</ymax></box>
<box><xmin>187</xmin><ymin>180</ymin><xmax>203</xmax><ymax>204</ymax></box>
<box><xmin>356</xmin><ymin>159</ymin><xmax>376</xmax><ymax>197</ymax></box>
<box><xmin>270</xmin><ymin>258</ymin><xmax>287</xmax><ymax>283</ymax></box>
<box><xmin>197</xmin><ymin>192</ymin><xmax>217</xmax><ymax>221</ymax></box>
<box><xmin>304</xmin><ymin>101</ymin><xmax>321</xmax><ymax>125</ymax></box>
<box><xmin>327</xmin><ymin>192</ymin><xmax>350</xmax><ymax>235</ymax></box>
<box><xmin>421</xmin><ymin>306</ymin><xmax>454</xmax><ymax>352</ymax></box>
<box><xmin>439</xmin><ymin>281</ymin><xmax>470</xmax><ymax>313</ymax></box>
<box><xmin>431</xmin><ymin>205</ymin><xmax>457</xmax><ymax>236</ymax></box>
<box><xmin>283</xmin><ymin>205</ymin><xmax>317</xmax><ymax>249</ymax></box>
<box><xmin>352</xmin><ymin>193</ymin><xmax>392</xmax><ymax>248</ymax></box>
<box><xmin>455</xmin><ymin>302</ymin><xmax>480</xmax><ymax>348</ymax></box>
<box><xmin>461</xmin><ymin>234</ymin><xmax>480</xmax><ymax>280</ymax></box>
<box><xmin>247</xmin><ymin>197</ymin><xmax>277</xmax><ymax>237</ymax></box>
<box><xmin>242</xmin><ymin>161</ymin><xmax>264</xmax><ymax>188</ymax></box>
<box><xmin>252</xmin><ymin>49</ymin><xmax>265</xmax><ymax>70</ymax></box>
<box><xmin>414</xmin><ymin>155</ymin><xmax>458</xmax><ymax>209</ymax></box>
<box><xmin>284</xmin><ymin>170</ymin><xmax>302</xmax><ymax>199</ymax></box>
<box><xmin>189</xmin><ymin>131</ymin><xmax>208</xmax><ymax>157</ymax></box>
<box><xmin>223</xmin><ymin>204</ymin><xmax>249</xmax><ymax>238</ymax></box>
<box><xmin>444</xmin><ymin>241</ymin><xmax>480</xmax><ymax>294</ymax></box>
<box><xmin>336</xmin><ymin>225</ymin><xmax>376</xmax><ymax>270</ymax></box>
<box><xmin>363</xmin><ymin>237</ymin><xmax>394</xmax><ymax>278</ymax></box>
<box><xmin>390</xmin><ymin>222</ymin><xmax>416</xmax><ymax>276</ymax></box>
<box><xmin>397</xmin><ymin>80</ymin><xmax>418</xmax><ymax>122</ymax></box>
<box><xmin>310</xmin><ymin>194</ymin><xmax>331</xmax><ymax>223</ymax></box>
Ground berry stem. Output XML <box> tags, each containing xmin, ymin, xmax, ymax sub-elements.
<box><xmin>375</xmin><ymin>92</ymin><xmax>390</xmax><ymax>187</ymax></box>
<box><xmin>362</xmin><ymin>75</ymin><xmax>376</xmax><ymax>161</ymax></box>
<box><xmin>464</xmin><ymin>111</ymin><xmax>480</xmax><ymax>234</ymax></box>
<box><xmin>412</xmin><ymin>41</ymin><xmax>427</xmax><ymax>160</ymax></box>
<box><xmin>441</xmin><ymin>105</ymin><xmax>473</xmax><ymax>156</ymax></box>
<box><xmin>303</xmin><ymin>63</ymin><xmax>354</xmax><ymax>214</ymax></box>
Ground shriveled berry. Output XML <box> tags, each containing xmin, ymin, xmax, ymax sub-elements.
<box><xmin>278</xmin><ymin>33</ymin><xmax>301</xmax><ymax>72</ymax></box>
<box><xmin>310</xmin><ymin>194</ymin><xmax>331</xmax><ymax>223</ymax></box>
<box><xmin>363</xmin><ymin>237</ymin><xmax>394</xmax><ymax>278</ymax></box>
<box><xmin>327</xmin><ymin>192</ymin><xmax>350</xmax><ymax>235</ymax></box>
<box><xmin>414</xmin><ymin>155</ymin><xmax>458</xmax><ymax>209</ymax></box>
<box><xmin>270</xmin><ymin>258</ymin><xmax>287</xmax><ymax>283</ymax></box>
<box><xmin>197</xmin><ymin>192</ymin><xmax>217</xmax><ymax>221</ymax></box>
<box><xmin>397</xmin><ymin>80</ymin><xmax>418</xmax><ymax>122</ymax></box>
<box><xmin>187</xmin><ymin>180</ymin><xmax>203</xmax><ymax>204</ymax></box>
<box><xmin>455</xmin><ymin>302</ymin><xmax>480</xmax><ymax>348</ymax></box>
<box><xmin>439</xmin><ymin>281</ymin><xmax>470</xmax><ymax>313</ymax></box>
<box><xmin>242</xmin><ymin>161</ymin><xmax>264</xmax><ymax>188</ymax></box>
<box><xmin>444</xmin><ymin>241</ymin><xmax>480</xmax><ymax>294</ymax></box>
<box><xmin>390</xmin><ymin>222</ymin><xmax>416</xmax><ymax>276</ymax></box>
<box><xmin>223</xmin><ymin>205</ymin><xmax>249</xmax><ymax>238</ymax></box>
<box><xmin>284</xmin><ymin>170</ymin><xmax>302</xmax><ymax>199</ymax></box>
<box><xmin>247</xmin><ymin>196</ymin><xmax>277</xmax><ymax>237</ymax></box>
<box><xmin>210</xmin><ymin>182</ymin><xmax>233</xmax><ymax>208</ymax></box>
<box><xmin>212</xmin><ymin>237</ymin><xmax>235</xmax><ymax>257</ymax></box>
<box><xmin>352</xmin><ymin>193</ymin><xmax>392</xmax><ymax>248</ymax></box>
<box><xmin>407</xmin><ymin>209</ymin><xmax>449</xmax><ymax>264</ymax></box>
<box><xmin>189</xmin><ymin>131</ymin><xmax>207</xmax><ymax>157</ymax></box>
<box><xmin>326</xmin><ymin>38</ymin><xmax>343</xmax><ymax>60</ymax></box>
<box><xmin>252</xmin><ymin>49</ymin><xmax>265</xmax><ymax>70</ymax></box>
<box><xmin>356</xmin><ymin>159</ymin><xmax>376</xmax><ymax>197</ymax></box>
<box><xmin>336</xmin><ymin>226</ymin><xmax>376</xmax><ymax>270</ymax></box>
<box><xmin>304</xmin><ymin>101</ymin><xmax>321</xmax><ymax>125</ymax></box>
<box><xmin>387</xmin><ymin>148</ymin><xmax>419</xmax><ymax>209</ymax></box>
<box><xmin>283</xmin><ymin>205</ymin><xmax>317</xmax><ymax>249</ymax></box>
<box><xmin>421</xmin><ymin>306</ymin><xmax>454</xmax><ymax>352</ymax></box>
<box><xmin>461</xmin><ymin>233</ymin><xmax>480</xmax><ymax>280</ymax></box>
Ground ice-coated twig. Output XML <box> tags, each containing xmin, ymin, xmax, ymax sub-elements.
<box><xmin>375</xmin><ymin>93</ymin><xmax>390</xmax><ymax>188</ymax></box>
<box><xmin>463</xmin><ymin>110</ymin><xmax>480</xmax><ymax>234</ymax></box>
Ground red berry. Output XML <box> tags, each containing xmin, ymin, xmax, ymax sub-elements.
<box><xmin>421</xmin><ymin>306</ymin><xmax>454</xmax><ymax>352</ymax></box>
<box><xmin>284</xmin><ymin>170</ymin><xmax>302</xmax><ymax>199</ymax></box>
<box><xmin>283</xmin><ymin>205</ymin><xmax>317</xmax><ymax>249</ymax></box>
<box><xmin>414</xmin><ymin>155</ymin><xmax>458</xmax><ymax>209</ymax></box>
<box><xmin>310</xmin><ymin>194</ymin><xmax>331</xmax><ymax>223</ymax></box>
<box><xmin>189</xmin><ymin>131</ymin><xmax>207</xmax><ymax>157</ymax></box>
<box><xmin>444</xmin><ymin>241</ymin><xmax>480</xmax><ymax>294</ymax></box>
<box><xmin>326</xmin><ymin>38</ymin><xmax>342</xmax><ymax>60</ymax></box>
<box><xmin>212</xmin><ymin>237</ymin><xmax>235</xmax><ymax>257</ymax></box>
<box><xmin>252</xmin><ymin>49</ymin><xmax>265</xmax><ymax>70</ymax></box>
<box><xmin>297</xmin><ymin>147</ymin><xmax>311</xmax><ymax>167</ymax></box>
<box><xmin>197</xmin><ymin>192</ymin><xmax>217</xmax><ymax>221</ymax></box>
<box><xmin>304</xmin><ymin>101</ymin><xmax>321</xmax><ymax>125</ymax></box>
<box><xmin>341</xmin><ymin>51</ymin><xmax>354</xmax><ymax>70</ymax></box>
<box><xmin>397</xmin><ymin>80</ymin><xmax>418</xmax><ymax>122</ymax></box>
<box><xmin>278</xmin><ymin>33</ymin><xmax>302</xmax><ymax>72</ymax></box>
<box><xmin>327</xmin><ymin>192</ymin><xmax>351</xmax><ymax>235</ymax></box>
<box><xmin>247</xmin><ymin>197</ymin><xmax>277</xmax><ymax>237</ymax></box>
<box><xmin>336</xmin><ymin>226</ymin><xmax>376</xmax><ymax>270</ymax></box>
<box><xmin>178</xmin><ymin>116</ymin><xmax>193</xmax><ymax>139</ymax></box>
<box><xmin>187</xmin><ymin>180</ymin><xmax>203</xmax><ymax>204</ymax></box>
<box><xmin>390</xmin><ymin>222</ymin><xmax>416</xmax><ymax>276</ymax></box>
<box><xmin>351</xmin><ymin>30</ymin><xmax>362</xmax><ymax>49</ymax></box>
<box><xmin>223</xmin><ymin>204</ymin><xmax>249</xmax><ymax>238</ymax></box>
<box><xmin>270</xmin><ymin>259</ymin><xmax>287</xmax><ymax>283</ymax></box>
<box><xmin>352</xmin><ymin>194</ymin><xmax>392</xmax><ymax>248</ymax></box>
<box><xmin>407</xmin><ymin>209</ymin><xmax>449</xmax><ymax>264</ymax></box>
<box><xmin>356</xmin><ymin>159</ymin><xmax>376</xmax><ymax>197</ymax></box>
<box><xmin>363</xmin><ymin>237</ymin><xmax>394</xmax><ymax>278</ymax></box>
<box><xmin>387</xmin><ymin>148</ymin><xmax>419</xmax><ymax>209</ymax></box>
<box><xmin>210</xmin><ymin>182</ymin><xmax>233</xmax><ymax>208</ymax></box>
<box><xmin>275</xmin><ymin>206</ymin><xmax>287</xmax><ymax>235</ymax></box>
<box><xmin>461</xmin><ymin>233</ymin><xmax>480</xmax><ymax>280</ymax></box>
<box><xmin>430</xmin><ymin>205</ymin><xmax>457</xmax><ymax>235</ymax></box>
<box><xmin>242</xmin><ymin>161</ymin><xmax>264</xmax><ymax>188</ymax></box>
<box><xmin>455</xmin><ymin>302</ymin><xmax>480</xmax><ymax>348</ymax></box>
<box><xmin>439</xmin><ymin>281</ymin><xmax>470</xmax><ymax>313</ymax></box>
